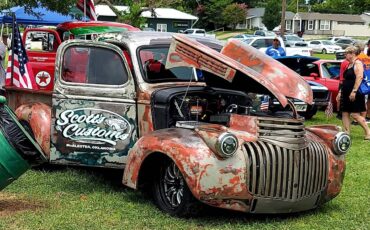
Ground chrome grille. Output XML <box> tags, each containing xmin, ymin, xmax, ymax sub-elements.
<box><xmin>244</xmin><ymin>141</ymin><xmax>328</xmax><ymax>200</ymax></box>
<box><xmin>257</xmin><ymin>117</ymin><xmax>307</xmax><ymax>150</ymax></box>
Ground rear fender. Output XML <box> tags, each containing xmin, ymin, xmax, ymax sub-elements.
<box><xmin>15</xmin><ymin>103</ymin><xmax>51</xmax><ymax>157</ymax></box>
<box><xmin>123</xmin><ymin>128</ymin><xmax>251</xmax><ymax>203</ymax></box>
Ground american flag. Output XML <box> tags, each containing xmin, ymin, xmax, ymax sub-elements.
<box><xmin>5</xmin><ymin>20</ymin><xmax>38</xmax><ymax>89</ymax></box>
<box><xmin>260</xmin><ymin>95</ymin><xmax>270</xmax><ymax>111</ymax></box>
<box><xmin>325</xmin><ymin>93</ymin><xmax>334</xmax><ymax>118</ymax></box>
<box><xmin>77</xmin><ymin>0</ymin><xmax>97</xmax><ymax>21</ymax></box>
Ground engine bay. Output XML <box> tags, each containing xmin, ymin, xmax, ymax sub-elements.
<box><xmin>151</xmin><ymin>86</ymin><xmax>293</xmax><ymax>130</ymax></box>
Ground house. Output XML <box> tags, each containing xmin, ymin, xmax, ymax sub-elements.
<box><xmin>238</xmin><ymin>7</ymin><xmax>265</xmax><ymax>30</ymax></box>
<box><xmin>240</xmin><ymin>7</ymin><xmax>370</xmax><ymax>36</ymax></box>
<box><xmin>95</xmin><ymin>5</ymin><xmax>198</xmax><ymax>32</ymax></box>
<box><xmin>287</xmin><ymin>12</ymin><xmax>370</xmax><ymax>36</ymax></box>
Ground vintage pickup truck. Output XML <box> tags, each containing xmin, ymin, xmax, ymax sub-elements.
<box><xmin>22</xmin><ymin>21</ymin><xmax>139</xmax><ymax>91</ymax></box>
<box><xmin>4</xmin><ymin>32</ymin><xmax>351</xmax><ymax>216</ymax></box>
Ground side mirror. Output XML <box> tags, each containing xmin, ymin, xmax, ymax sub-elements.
<box><xmin>310</xmin><ymin>73</ymin><xmax>319</xmax><ymax>79</ymax></box>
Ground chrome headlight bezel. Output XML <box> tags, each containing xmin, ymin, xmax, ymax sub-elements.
<box><xmin>215</xmin><ymin>132</ymin><xmax>239</xmax><ymax>158</ymax></box>
<box><xmin>333</xmin><ymin>132</ymin><xmax>351</xmax><ymax>155</ymax></box>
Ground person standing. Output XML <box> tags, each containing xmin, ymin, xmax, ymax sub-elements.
<box><xmin>355</xmin><ymin>44</ymin><xmax>370</xmax><ymax>122</ymax></box>
<box><xmin>265</xmin><ymin>37</ymin><xmax>286</xmax><ymax>58</ymax></box>
<box><xmin>338</xmin><ymin>46</ymin><xmax>370</xmax><ymax>139</ymax></box>
<box><xmin>0</xmin><ymin>40</ymin><xmax>6</xmax><ymax>88</ymax></box>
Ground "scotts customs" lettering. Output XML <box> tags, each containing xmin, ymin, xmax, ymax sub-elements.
<box><xmin>56</xmin><ymin>108</ymin><xmax>131</xmax><ymax>145</ymax></box>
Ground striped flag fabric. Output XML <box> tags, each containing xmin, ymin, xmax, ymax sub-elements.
<box><xmin>77</xmin><ymin>0</ymin><xmax>97</xmax><ymax>21</ymax></box>
<box><xmin>325</xmin><ymin>93</ymin><xmax>334</xmax><ymax>118</ymax></box>
<box><xmin>5</xmin><ymin>20</ymin><xmax>38</xmax><ymax>90</ymax></box>
<box><xmin>260</xmin><ymin>95</ymin><xmax>270</xmax><ymax>111</ymax></box>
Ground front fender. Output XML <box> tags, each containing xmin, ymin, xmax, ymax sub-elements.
<box><xmin>306</xmin><ymin>125</ymin><xmax>346</xmax><ymax>201</ymax></box>
<box><xmin>15</xmin><ymin>103</ymin><xmax>51</xmax><ymax>157</ymax></box>
<box><xmin>123</xmin><ymin>128</ymin><xmax>251</xmax><ymax>203</ymax></box>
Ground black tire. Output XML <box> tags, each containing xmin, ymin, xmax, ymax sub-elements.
<box><xmin>300</xmin><ymin>105</ymin><xmax>318</xmax><ymax>120</ymax></box>
<box><xmin>322</xmin><ymin>48</ymin><xmax>327</xmax><ymax>54</ymax></box>
<box><xmin>152</xmin><ymin>159</ymin><xmax>201</xmax><ymax>217</ymax></box>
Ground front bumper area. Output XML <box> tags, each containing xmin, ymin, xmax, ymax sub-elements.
<box><xmin>250</xmin><ymin>193</ymin><xmax>321</xmax><ymax>213</ymax></box>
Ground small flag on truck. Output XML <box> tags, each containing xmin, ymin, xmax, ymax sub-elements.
<box><xmin>5</xmin><ymin>17</ymin><xmax>38</xmax><ymax>90</ymax></box>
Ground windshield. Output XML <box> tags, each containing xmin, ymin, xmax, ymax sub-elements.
<box><xmin>286</xmin><ymin>36</ymin><xmax>301</xmax><ymax>41</ymax></box>
<box><xmin>265</xmin><ymin>31</ymin><xmax>276</xmax><ymax>36</ymax></box>
<box><xmin>139</xmin><ymin>46</ymin><xmax>198</xmax><ymax>83</ymax></box>
<box><xmin>322</xmin><ymin>41</ymin><xmax>333</xmax><ymax>45</ymax></box>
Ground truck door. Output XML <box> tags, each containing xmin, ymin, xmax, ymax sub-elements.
<box><xmin>51</xmin><ymin>40</ymin><xmax>137</xmax><ymax>168</ymax></box>
<box><xmin>23</xmin><ymin>29</ymin><xmax>62</xmax><ymax>91</ymax></box>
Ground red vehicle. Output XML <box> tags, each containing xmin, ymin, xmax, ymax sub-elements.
<box><xmin>22</xmin><ymin>21</ymin><xmax>140</xmax><ymax>91</ymax></box>
<box><xmin>276</xmin><ymin>56</ymin><xmax>341</xmax><ymax>110</ymax></box>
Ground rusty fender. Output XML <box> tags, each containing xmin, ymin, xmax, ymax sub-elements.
<box><xmin>305</xmin><ymin>126</ymin><xmax>346</xmax><ymax>202</ymax></box>
<box><xmin>15</xmin><ymin>102</ymin><xmax>51</xmax><ymax>157</ymax></box>
<box><xmin>123</xmin><ymin>127</ymin><xmax>253</xmax><ymax>212</ymax></box>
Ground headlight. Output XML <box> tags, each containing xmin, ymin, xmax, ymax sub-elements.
<box><xmin>215</xmin><ymin>133</ymin><xmax>238</xmax><ymax>158</ymax></box>
<box><xmin>333</xmin><ymin>132</ymin><xmax>351</xmax><ymax>155</ymax></box>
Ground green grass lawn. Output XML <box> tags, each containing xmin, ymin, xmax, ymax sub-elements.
<box><xmin>0</xmin><ymin>112</ymin><xmax>369</xmax><ymax>230</ymax></box>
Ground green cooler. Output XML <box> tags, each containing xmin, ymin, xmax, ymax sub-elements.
<box><xmin>0</xmin><ymin>96</ymin><xmax>46</xmax><ymax>190</ymax></box>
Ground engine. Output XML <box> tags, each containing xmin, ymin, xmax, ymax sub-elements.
<box><xmin>151</xmin><ymin>86</ymin><xmax>253</xmax><ymax>130</ymax></box>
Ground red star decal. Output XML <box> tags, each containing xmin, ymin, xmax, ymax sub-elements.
<box><xmin>37</xmin><ymin>73</ymin><xmax>49</xmax><ymax>84</ymax></box>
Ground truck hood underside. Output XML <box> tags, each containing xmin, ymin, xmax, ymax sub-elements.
<box><xmin>165</xmin><ymin>35</ymin><xmax>313</xmax><ymax>107</ymax></box>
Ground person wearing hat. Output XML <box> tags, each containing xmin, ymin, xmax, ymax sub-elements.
<box><xmin>265</xmin><ymin>37</ymin><xmax>286</xmax><ymax>58</ymax></box>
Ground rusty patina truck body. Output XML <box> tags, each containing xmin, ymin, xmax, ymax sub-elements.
<box><xmin>4</xmin><ymin>32</ymin><xmax>350</xmax><ymax>216</ymax></box>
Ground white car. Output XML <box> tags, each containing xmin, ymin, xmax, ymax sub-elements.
<box><xmin>242</xmin><ymin>36</ymin><xmax>312</xmax><ymax>56</ymax></box>
<box><xmin>308</xmin><ymin>40</ymin><xmax>342</xmax><ymax>54</ymax></box>
<box><xmin>327</xmin><ymin>36</ymin><xmax>352</xmax><ymax>43</ymax></box>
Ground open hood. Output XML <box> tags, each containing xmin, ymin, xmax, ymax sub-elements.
<box><xmin>165</xmin><ymin>35</ymin><xmax>312</xmax><ymax>107</ymax></box>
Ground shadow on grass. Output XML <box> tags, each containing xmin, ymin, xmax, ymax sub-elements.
<box><xmin>31</xmin><ymin>164</ymin><xmax>343</xmax><ymax>223</ymax></box>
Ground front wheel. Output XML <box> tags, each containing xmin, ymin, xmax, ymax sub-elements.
<box><xmin>322</xmin><ymin>48</ymin><xmax>327</xmax><ymax>54</ymax></box>
<box><xmin>152</xmin><ymin>159</ymin><xmax>201</xmax><ymax>217</ymax></box>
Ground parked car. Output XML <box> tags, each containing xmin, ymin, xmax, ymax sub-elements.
<box><xmin>327</xmin><ymin>36</ymin><xmax>351</xmax><ymax>43</ymax></box>
<box><xmin>283</xmin><ymin>34</ymin><xmax>307</xmax><ymax>47</ymax></box>
<box><xmin>335</xmin><ymin>50</ymin><xmax>346</xmax><ymax>60</ymax></box>
<box><xmin>142</xmin><ymin>27</ymin><xmax>155</xmax><ymax>31</ymax></box>
<box><xmin>335</xmin><ymin>38</ymin><xmax>356</xmax><ymax>49</ymax></box>
<box><xmin>181</xmin><ymin>28</ymin><xmax>216</xmax><ymax>38</ymax></box>
<box><xmin>308</xmin><ymin>40</ymin><xmax>343</xmax><ymax>54</ymax></box>
<box><xmin>3</xmin><ymin>32</ymin><xmax>350</xmax><ymax>216</ymax></box>
<box><xmin>230</xmin><ymin>34</ymin><xmax>255</xmax><ymax>40</ymax></box>
<box><xmin>270</xmin><ymin>80</ymin><xmax>329</xmax><ymax>119</ymax></box>
<box><xmin>243</xmin><ymin>36</ymin><xmax>312</xmax><ymax>56</ymax></box>
<box><xmin>275</xmin><ymin>55</ymin><xmax>341</xmax><ymax>111</ymax></box>
<box><xmin>254</xmin><ymin>30</ymin><xmax>276</xmax><ymax>36</ymax></box>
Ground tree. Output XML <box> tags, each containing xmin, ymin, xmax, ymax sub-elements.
<box><xmin>0</xmin><ymin>0</ymin><xmax>77</xmax><ymax>14</ymax></box>
<box><xmin>222</xmin><ymin>3</ymin><xmax>247</xmax><ymax>29</ymax></box>
<box><xmin>205</xmin><ymin>0</ymin><xmax>233</xmax><ymax>29</ymax></box>
<box><xmin>262</xmin><ymin>0</ymin><xmax>281</xmax><ymax>30</ymax></box>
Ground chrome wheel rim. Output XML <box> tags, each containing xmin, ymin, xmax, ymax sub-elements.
<box><xmin>162</xmin><ymin>162</ymin><xmax>184</xmax><ymax>208</ymax></box>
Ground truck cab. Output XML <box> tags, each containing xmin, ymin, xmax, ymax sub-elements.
<box><xmin>22</xmin><ymin>21</ymin><xmax>140</xmax><ymax>91</ymax></box>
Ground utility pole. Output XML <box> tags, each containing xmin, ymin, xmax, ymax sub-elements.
<box><xmin>280</xmin><ymin>0</ymin><xmax>286</xmax><ymax>37</ymax></box>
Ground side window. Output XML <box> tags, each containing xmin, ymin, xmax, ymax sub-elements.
<box><xmin>62</xmin><ymin>46</ymin><xmax>128</xmax><ymax>85</ymax></box>
<box><xmin>251</xmin><ymin>39</ymin><xmax>265</xmax><ymax>48</ymax></box>
<box><xmin>195</xmin><ymin>30</ymin><xmax>205</xmax><ymax>34</ymax></box>
<box><xmin>25</xmin><ymin>31</ymin><xmax>56</xmax><ymax>52</ymax></box>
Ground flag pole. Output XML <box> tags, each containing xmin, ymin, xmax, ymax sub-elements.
<box><xmin>10</xmin><ymin>13</ymin><xmax>15</xmax><ymax>87</ymax></box>
<box><xmin>84</xmin><ymin>0</ymin><xmax>86</xmax><ymax>21</ymax></box>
